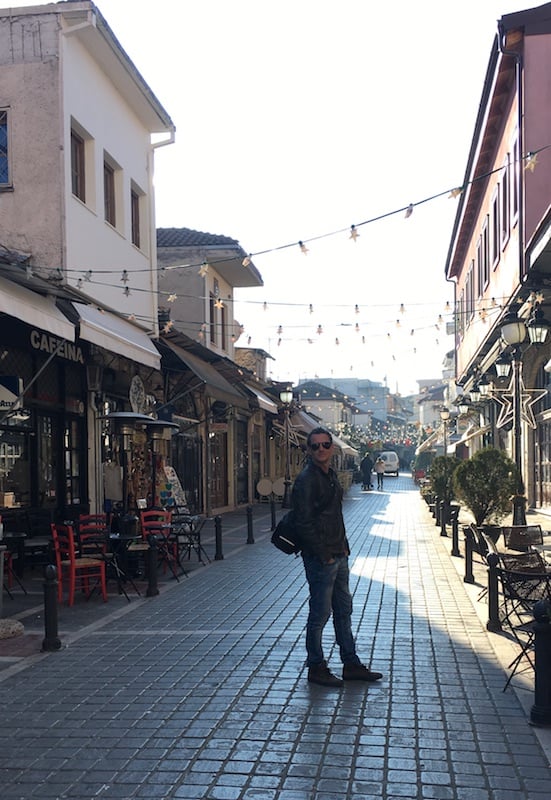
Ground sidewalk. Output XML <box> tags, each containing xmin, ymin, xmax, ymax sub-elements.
<box><xmin>0</xmin><ymin>478</ymin><xmax>550</xmax><ymax>799</ymax></box>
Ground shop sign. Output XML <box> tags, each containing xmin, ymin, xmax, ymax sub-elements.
<box><xmin>30</xmin><ymin>330</ymin><xmax>84</xmax><ymax>364</ymax></box>
<box><xmin>211</xmin><ymin>422</ymin><xmax>228</xmax><ymax>432</ymax></box>
<box><xmin>0</xmin><ymin>376</ymin><xmax>23</xmax><ymax>410</ymax></box>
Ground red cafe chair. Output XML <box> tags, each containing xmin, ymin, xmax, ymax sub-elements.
<box><xmin>51</xmin><ymin>522</ymin><xmax>107</xmax><ymax>606</ymax></box>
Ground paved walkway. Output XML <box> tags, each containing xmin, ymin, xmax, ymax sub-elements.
<box><xmin>1</xmin><ymin>478</ymin><xmax>550</xmax><ymax>799</ymax></box>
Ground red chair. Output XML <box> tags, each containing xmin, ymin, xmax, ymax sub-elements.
<box><xmin>77</xmin><ymin>514</ymin><xmax>110</xmax><ymax>558</ymax></box>
<box><xmin>51</xmin><ymin>522</ymin><xmax>107</xmax><ymax>606</ymax></box>
<box><xmin>139</xmin><ymin>509</ymin><xmax>181</xmax><ymax>579</ymax></box>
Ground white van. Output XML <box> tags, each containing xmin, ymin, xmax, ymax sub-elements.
<box><xmin>379</xmin><ymin>451</ymin><xmax>400</xmax><ymax>476</ymax></box>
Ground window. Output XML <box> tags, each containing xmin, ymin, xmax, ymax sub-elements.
<box><xmin>209</xmin><ymin>293</ymin><xmax>216</xmax><ymax>344</ymax></box>
<box><xmin>465</xmin><ymin>268</ymin><xmax>474</xmax><ymax>325</ymax></box>
<box><xmin>481</xmin><ymin>218</ymin><xmax>489</xmax><ymax>289</ymax></box>
<box><xmin>131</xmin><ymin>187</ymin><xmax>140</xmax><ymax>247</ymax></box>
<box><xmin>71</xmin><ymin>129</ymin><xmax>85</xmax><ymax>201</ymax></box>
<box><xmin>0</xmin><ymin>109</ymin><xmax>9</xmax><ymax>186</ymax></box>
<box><xmin>501</xmin><ymin>155</ymin><xmax>510</xmax><ymax>247</ymax></box>
<box><xmin>512</xmin><ymin>133</ymin><xmax>519</xmax><ymax>223</ymax></box>
<box><xmin>220</xmin><ymin>303</ymin><xmax>227</xmax><ymax>350</ymax></box>
<box><xmin>104</xmin><ymin>160</ymin><xmax>115</xmax><ymax>226</ymax></box>
<box><xmin>490</xmin><ymin>188</ymin><xmax>500</xmax><ymax>269</ymax></box>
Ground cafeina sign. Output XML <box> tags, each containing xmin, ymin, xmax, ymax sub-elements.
<box><xmin>30</xmin><ymin>330</ymin><xmax>84</xmax><ymax>364</ymax></box>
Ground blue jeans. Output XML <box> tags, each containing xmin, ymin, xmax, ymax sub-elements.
<box><xmin>302</xmin><ymin>553</ymin><xmax>360</xmax><ymax>667</ymax></box>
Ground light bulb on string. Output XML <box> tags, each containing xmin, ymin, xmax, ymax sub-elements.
<box><xmin>405</xmin><ymin>204</ymin><xmax>414</xmax><ymax>218</ymax></box>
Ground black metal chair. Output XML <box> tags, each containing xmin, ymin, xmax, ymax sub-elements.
<box><xmin>495</xmin><ymin>564</ymin><xmax>551</xmax><ymax>690</ymax></box>
<box><xmin>171</xmin><ymin>510</ymin><xmax>210</xmax><ymax>564</ymax></box>
<box><xmin>502</xmin><ymin>525</ymin><xmax>544</xmax><ymax>552</ymax></box>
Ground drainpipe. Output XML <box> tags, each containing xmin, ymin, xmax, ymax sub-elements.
<box><xmin>497</xmin><ymin>21</ymin><xmax>525</xmax><ymax>285</ymax></box>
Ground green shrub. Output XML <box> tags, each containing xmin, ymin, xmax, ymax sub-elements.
<box><xmin>429</xmin><ymin>456</ymin><xmax>461</xmax><ymax>503</ymax></box>
<box><xmin>452</xmin><ymin>447</ymin><xmax>519</xmax><ymax>526</ymax></box>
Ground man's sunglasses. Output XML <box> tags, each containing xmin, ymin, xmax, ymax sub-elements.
<box><xmin>310</xmin><ymin>441</ymin><xmax>332</xmax><ymax>451</ymax></box>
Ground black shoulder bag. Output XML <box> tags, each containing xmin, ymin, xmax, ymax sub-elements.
<box><xmin>271</xmin><ymin>481</ymin><xmax>336</xmax><ymax>556</ymax></box>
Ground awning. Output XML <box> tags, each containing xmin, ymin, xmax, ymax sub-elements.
<box><xmin>245</xmin><ymin>384</ymin><xmax>279</xmax><ymax>414</ymax></box>
<box><xmin>162</xmin><ymin>339</ymin><xmax>249</xmax><ymax>409</ymax></box>
<box><xmin>73</xmin><ymin>302</ymin><xmax>160</xmax><ymax>369</ymax></box>
<box><xmin>0</xmin><ymin>276</ymin><xmax>75</xmax><ymax>341</ymax></box>
<box><xmin>290</xmin><ymin>409</ymin><xmax>321</xmax><ymax>434</ymax></box>
<box><xmin>331</xmin><ymin>433</ymin><xmax>358</xmax><ymax>458</ymax></box>
<box><xmin>448</xmin><ymin>424</ymin><xmax>491</xmax><ymax>453</ymax></box>
<box><xmin>415</xmin><ymin>430</ymin><xmax>439</xmax><ymax>455</ymax></box>
<box><xmin>290</xmin><ymin>410</ymin><xmax>358</xmax><ymax>456</ymax></box>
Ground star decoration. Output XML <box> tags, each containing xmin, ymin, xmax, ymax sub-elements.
<box><xmin>167</xmin><ymin>293</ymin><xmax>177</xmax><ymax>302</ymax></box>
<box><xmin>349</xmin><ymin>225</ymin><xmax>359</xmax><ymax>241</ymax></box>
<box><xmin>449</xmin><ymin>187</ymin><xmax>462</xmax><ymax>199</ymax></box>
<box><xmin>198</xmin><ymin>262</ymin><xmax>209</xmax><ymax>277</ymax></box>
<box><xmin>492</xmin><ymin>374</ymin><xmax>547</xmax><ymax>429</ymax></box>
<box><xmin>524</xmin><ymin>152</ymin><xmax>538</xmax><ymax>173</ymax></box>
<box><xmin>214</xmin><ymin>298</ymin><xmax>224</xmax><ymax>309</ymax></box>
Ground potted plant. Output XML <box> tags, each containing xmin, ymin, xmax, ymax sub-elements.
<box><xmin>452</xmin><ymin>447</ymin><xmax>520</xmax><ymax>535</ymax></box>
<box><xmin>429</xmin><ymin>455</ymin><xmax>461</xmax><ymax>524</ymax></box>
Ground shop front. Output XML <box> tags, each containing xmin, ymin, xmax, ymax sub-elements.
<box><xmin>0</xmin><ymin>314</ymin><xmax>87</xmax><ymax>522</ymax></box>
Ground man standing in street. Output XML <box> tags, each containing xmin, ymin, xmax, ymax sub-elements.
<box><xmin>359</xmin><ymin>452</ymin><xmax>373</xmax><ymax>490</ymax></box>
<box><xmin>292</xmin><ymin>427</ymin><xmax>383</xmax><ymax>688</ymax></box>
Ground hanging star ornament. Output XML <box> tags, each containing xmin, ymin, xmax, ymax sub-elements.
<box><xmin>492</xmin><ymin>374</ymin><xmax>547</xmax><ymax>430</ymax></box>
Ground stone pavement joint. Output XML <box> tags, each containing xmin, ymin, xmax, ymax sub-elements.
<box><xmin>0</xmin><ymin>477</ymin><xmax>550</xmax><ymax>799</ymax></box>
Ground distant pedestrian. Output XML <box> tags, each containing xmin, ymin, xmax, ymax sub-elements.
<box><xmin>374</xmin><ymin>457</ymin><xmax>385</xmax><ymax>490</ymax></box>
<box><xmin>291</xmin><ymin>427</ymin><xmax>383</xmax><ymax>688</ymax></box>
<box><xmin>359</xmin><ymin>454</ymin><xmax>373</xmax><ymax>490</ymax></box>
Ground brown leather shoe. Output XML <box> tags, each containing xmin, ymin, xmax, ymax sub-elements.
<box><xmin>308</xmin><ymin>661</ymin><xmax>344</xmax><ymax>687</ymax></box>
<box><xmin>342</xmin><ymin>663</ymin><xmax>383</xmax><ymax>681</ymax></box>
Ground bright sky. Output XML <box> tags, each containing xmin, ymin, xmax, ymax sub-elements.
<box><xmin>2</xmin><ymin>0</ymin><xmax>528</xmax><ymax>395</ymax></box>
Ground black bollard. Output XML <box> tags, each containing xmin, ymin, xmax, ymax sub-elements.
<box><xmin>451</xmin><ymin>508</ymin><xmax>461</xmax><ymax>557</ymax></box>
<box><xmin>41</xmin><ymin>564</ymin><xmax>62</xmax><ymax>652</ymax></box>
<box><xmin>246</xmin><ymin>505</ymin><xmax>254</xmax><ymax>544</ymax></box>
<box><xmin>214</xmin><ymin>515</ymin><xmax>223</xmax><ymax>560</ymax></box>
<box><xmin>440</xmin><ymin>501</ymin><xmax>448</xmax><ymax>537</ymax></box>
<box><xmin>270</xmin><ymin>498</ymin><xmax>276</xmax><ymax>531</ymax></box>
<box><xmin>146</xmin><ymin>534</ymin><xmax>159</xmax><ymax>597</ymax></box>
<box><xmin>486</xmin><ymin>553</ymin><xmax>502</xmax><ymax>632</ymax></box>
<box><xmin>463</xmin><ymin>526</ymin><xmax>475</xmax><ymax>584</ymax></box>
<box><xmin>530</xmin><ymin>600</ymin><xmax>551</xmax><ymax>726</ymax></box>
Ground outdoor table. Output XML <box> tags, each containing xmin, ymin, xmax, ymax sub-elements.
<box><xmin>3</xmin><ymin>531</ymin><xmax>27</xmax><ymax>578</ymax></box>
<box><xmin>107</xmin><ymin>532</ymin><xmax>143</xmax><ymax>599</ymax></box>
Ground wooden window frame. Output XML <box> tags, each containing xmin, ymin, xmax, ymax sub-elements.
<box><xmin>71</xmin><ymin>129</ymin><xmax>85</xmax><ymax>202</ymax></box>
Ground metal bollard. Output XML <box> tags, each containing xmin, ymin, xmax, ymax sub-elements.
<box><xmin>486</xmin><ymin>553</ymin><xmax>502</xmax><ymax>632</ymax></box>
<box><xmin>246</xmin><ymin>505</ymin><xmax>254</xmax><ymax>544</ymax></box>
<box><xmin>270</xmin><ymin>498</ymin><xmax>276</xmax><ymax>531</ymax></box>
<box><xmin>214</xmin><ymin>515</ymin><xmax>223</xmax><ymax>560</ymax></box>
<box><xmin>440</xmin><ymin>501</ymin><xmax>448</xmax><ymax>537</ymax></box>
<box><xmin>530</xmin><ymin>600</ymin><xmax>551</xmax><ymax>726</ymax></box>
<box><xmin>451</xmin><ymin>514</ymin><xmax>461</xmax><ymax>557</ymax></box>
<box><xmin>463</xmin><ymin>526</ymin><xmax>475</xmax><ymax>584</ymax></box>
<box><xmin>41</xmin><ymin>564</ymin><xmax>61</xmax><ymax>652</ymax></box>
<box><xmin>146</xmin><ymin>534</ymin><xmax>159</xmax><ymax>597</ymax></box>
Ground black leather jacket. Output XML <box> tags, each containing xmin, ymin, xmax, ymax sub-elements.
<box><xmin>291</xmin><ymin>461</ymin><xmax>348</xmax><ymax>562</ymax></box>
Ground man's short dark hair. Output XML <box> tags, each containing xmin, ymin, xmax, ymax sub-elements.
<box><xmin>307</xmin><ymin>427</ymin><xmax>333</xmax><ymax>447</ymax></box>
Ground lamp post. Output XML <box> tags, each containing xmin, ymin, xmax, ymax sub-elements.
<box><xmin>440</xmin><ymin>406</ymin><xmax>450</xmax><ymax>456</ymax></box>
<box><xmin>279</xmin><ymin>388</ymin><xmax>293</xmax><ymax>509</ymax></box>
<box><xmin>498</xmin><ymin>305</ymin><xmax>549</xmax><ymax>525</ymax></box>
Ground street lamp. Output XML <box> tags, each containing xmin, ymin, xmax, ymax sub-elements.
<box><xmin>279</xmin><ymin>387</ymin><xmax>293</xmax><ymax>509</ymax></box>
<box><xmin>498</xmin><ymin>305</ymin><xmax>549</xmax><ymax>524</ymax></box>
<box><xmin>440</xmin><ymin>406</ymin><xmax>450</xmax><ymax>455</ymax></box>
